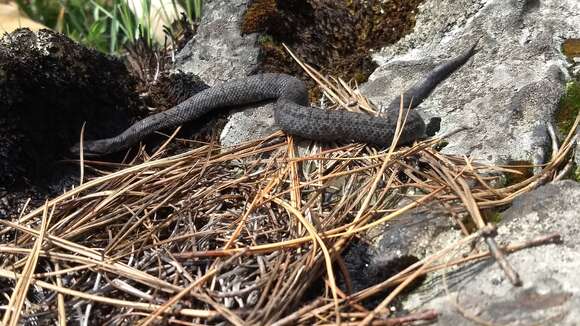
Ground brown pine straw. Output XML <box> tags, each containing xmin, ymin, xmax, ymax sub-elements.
<box><xmin>0</xmin><ymin>48</ymin><xmax>578</xmax><ymax>324</ymax></box>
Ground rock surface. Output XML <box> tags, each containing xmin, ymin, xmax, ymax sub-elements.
<box><xmin>175</xmin><ymin>0</ymin><xmax>277</xmax><ymax>147</ymax></box>
<box><xmin>360</xmin><ymin>0</ymin><xmax>580</xmax><ymax>322</ymax></box>
<box><xmin>367</xmin><ymin>203</ymin><xmax>455</xmax><ymax>278</ymax></box>
<box><xmin>403</xmin><ymin>180</ymin><xmax>580</xmax><ymax>325</ymax></box>
<box><xmin>176</xmin><ymin>0</ymin><xmax>258</xmax><ymax>83</ymax></box>
<box><xmin>362</xmin><ymin>0</ymin><xmax>579</xmax><ymax>166</ymax></box>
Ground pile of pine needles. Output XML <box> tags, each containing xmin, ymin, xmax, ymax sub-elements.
<box><xmin>0</xmin><ymin>54</ymin><xmax>578</xmax><ymax>325</ymax></box>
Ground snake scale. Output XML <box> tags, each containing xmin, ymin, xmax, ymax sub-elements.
<box><xmin>71</xmin><ymin>45</ymin><xmax>476</xmax><ymax>156</ymax></box>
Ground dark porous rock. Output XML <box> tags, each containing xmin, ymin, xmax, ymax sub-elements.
<box><xmin>370</xmin><ymin>204</ymin><xmax>456</xmax><ymax>272</ymax></box>
<box><xmin>147</xmin><ymin>71</ymin><xmax>209</xmax><ymax>111</ymax></box>
<box><xmin>339</xmin><ymin>239</ymin><xmax>419</xmax><ymax>309</ymax></box>
<box><xmin>0</xmin><ymin>28</ymin><xmax>139</xmax><ymax>187</ymax></box>
<box><xmin>334</xmin><ymin>201</ymin><xmax>458</xmax><ymax>309</ymax></box>
<box><xmin>338</xmin><ymin>202</ymin><xmax>458</xmax><ymax>308</ymax></box>
<box><xmin>403</xmin><ymin>180</ymin><xmax>580</xmax><ymax>325</ymax></box>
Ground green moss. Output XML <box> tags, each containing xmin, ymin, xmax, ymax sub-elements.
<box><xmin>433</xmin><ymin>140</ymin><xmax>449</xmax><ymax>151</ymax></box>
<box><xmin>574</xmin><ymin>164</ymin><xmax>580</xmax><ymax>182</ymax></box>
<box><xmin>463</xmin><ymin>209</ymin><xmax>504</xmax><ymax>232</ymax></box>
<box><xmin>258</xmin><ymin>34</ymin><xmax>274</xmax><ymax>45</ymax></box>
<box><xmin>483</xmin><ymin>210</ymin><xmax>503</xmax><ymax>224</ymax></box>
<box><xmin>556</xmin><ymin>81</ymin><xmax>580</xmax><ymax>136</ymax></box>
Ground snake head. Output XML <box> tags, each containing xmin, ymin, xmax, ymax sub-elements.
<box><xmin>69</xmin><ymin>139</ymin><xmax>111</xmax><ymax>157</ymax></box>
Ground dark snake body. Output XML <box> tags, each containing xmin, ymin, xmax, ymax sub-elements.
<box><xmin>73</xmin><ymin>46</ymin><xmax>476</xmax><ymax>156</ymax></box>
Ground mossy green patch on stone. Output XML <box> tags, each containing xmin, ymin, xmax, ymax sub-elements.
<box><xmin>432</xmin><ymin>140</ymin><xmax>449</xmax><ymax>151</ymax></box>
<box><xmin>463</xmin><ymin>210</ymin><xmax>505</xmax><ymax>232</ymax></box>
<box><xmin>483</xmin><ymin>209</ymin><xmax>503</xmax><ymax>224</ymax></box>
<box><xmin>257</xmin><ymin>34</ymin><xmax>274</xmax><ymax>45</ymax></box>
<box><xmin>556</xmin><ymin>81</ymin><xmax>580</xmax><ymax>136</ymax></box>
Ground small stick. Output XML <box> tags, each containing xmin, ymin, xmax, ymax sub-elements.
<box><xmin>482</xmin><ymin>224</ymin><xmax>522</xmax><ymax>286</ymax></box>
<box><xmin>547</xmin><ymin>122</ymin><xmax>560</xmax><ymax>159</ymax></box>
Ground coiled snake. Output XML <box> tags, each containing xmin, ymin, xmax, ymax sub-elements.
<box><xmin>71</xmin><ymin>45</ymin><xmax>476</xmax><ymax>156</ymax></box>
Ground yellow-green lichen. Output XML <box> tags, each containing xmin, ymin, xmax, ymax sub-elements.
<box><xmin>460</xmin><ymin>209</ymin><xmax>504</xmax><ymax>233</ymax></box>
<box><xmin>257</xmin><ymin>34</ymin><xmax>274</xmax><ymax>46</ymax></box>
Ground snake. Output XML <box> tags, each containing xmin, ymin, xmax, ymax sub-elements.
<box><xmin>71</xmin><ymin>45</ymin><xmax>476</xmax><ymax>156</ymax></box>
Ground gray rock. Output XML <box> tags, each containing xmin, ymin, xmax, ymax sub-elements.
<box><xmin>219</xmin><ymin>103</ymin><xmax>278</xmax><ymax>147</ymax></box>
<box><xmin>368</xmin><ymin>202</ymin><xmax>456</xmax><ymax>276</ymax></box>
<box><xmin>576</xmin><ymin>142</ymin><xmax>580</xmax><ymax>177</ymax></box>
<box><xmin>175</xmin><ymin>0</ymin><xmax>277</xmax><ymax>146</ymax></box>
<box><xmin>176</xmin><ymin>0</ymin><xmax>257</xmax><ymax>83</ymax></box>
<box><xmin>361</xmin><ymin>0</ymin><xmax>579</xmax><ymax>165</ymax></box>
<box><xmin>403</xmin><ymin>180</ymin><xmax>580</xmax><ymax>325</ymax></box>
<box><xmin>358</xmin><ymin>0</ymin><xmax>580</xmax><ymax>322</ymax></box>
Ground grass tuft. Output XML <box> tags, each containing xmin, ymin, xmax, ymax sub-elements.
<box><xmin>14</xmin><ymin>0</ymin><xmax>202</xmax><ymax>53</ymax></box>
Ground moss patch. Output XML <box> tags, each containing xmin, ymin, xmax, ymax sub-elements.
<box><xmin>483</xmin><ymin>209</ymin><xmax>503</xmax><ymax>224</ymax></box>
<box><xmin>242</xmin><ymin>0</ymin><xmax>423</xmax><ymax>100</ymax></box>
<box><xmin>556</xmin><ymin>81</ymin><xmax>580</xmax><ymax>136</ymax></box>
